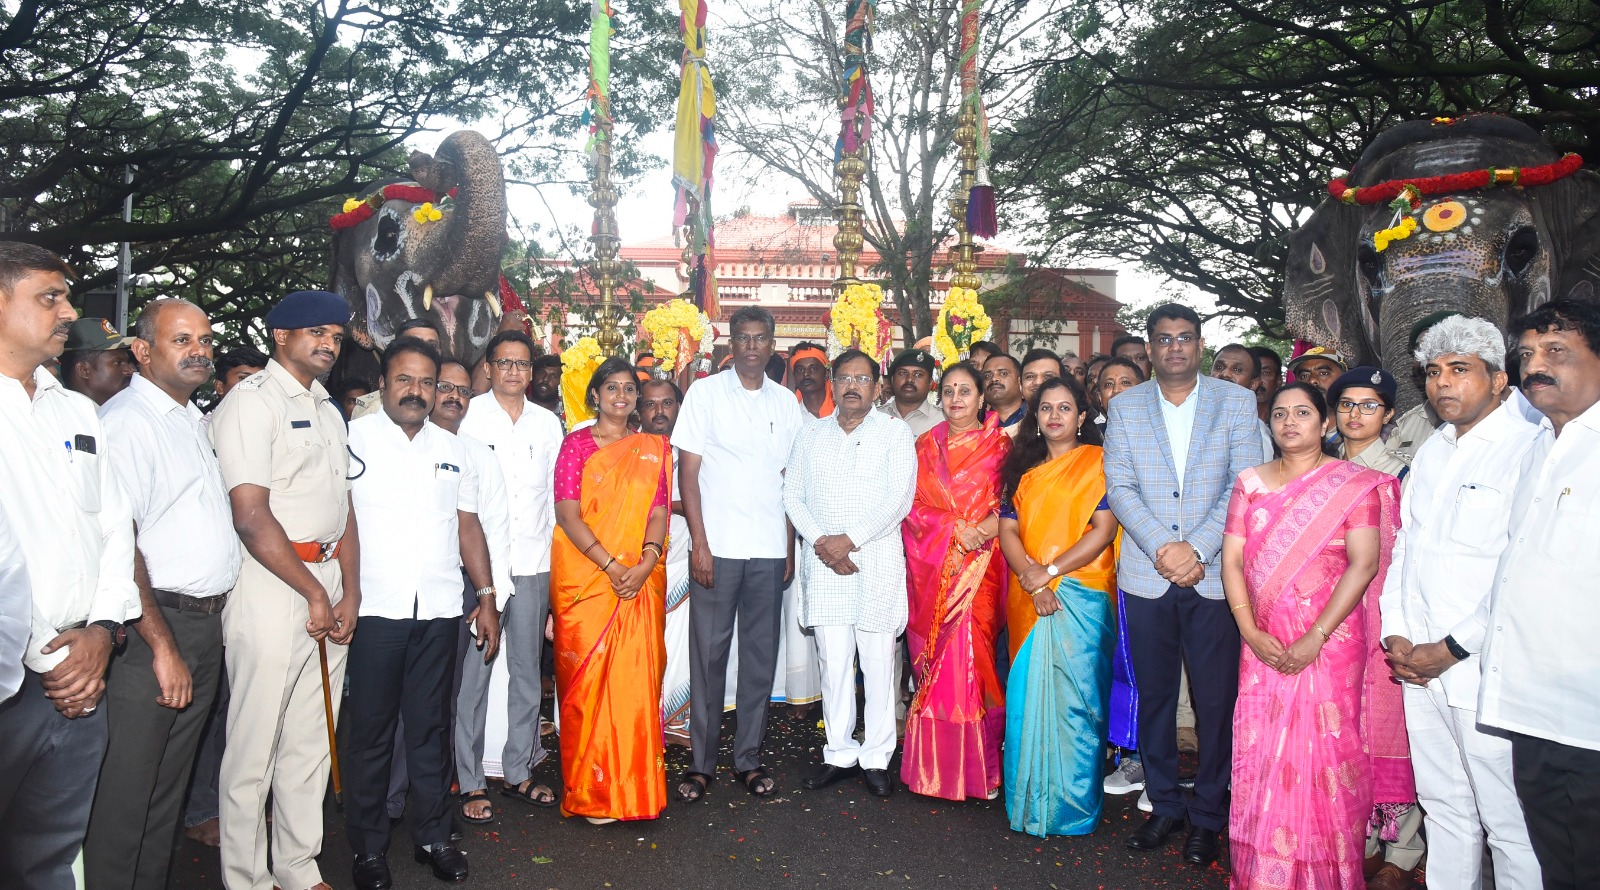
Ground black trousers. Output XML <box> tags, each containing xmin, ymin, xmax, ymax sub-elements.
<box><xmin>1124</xmin><ymin>583</ymin><xmax>1239</xmax><ymax>832</ymax></box>
<box><xmin>85</xmin><ymin>605</ymin><xmax>225</xmax><ymax>890</ymax></box>
<box><xmin>0</xmin><ymin>669</ymin><xmax>108</xmax><ymax>890</ymax></box>
<box><xmin>1511</xmin><ymin>732</ymin><xmax>1600</xmax><ymax>890</ymax></box>
<box><xmin>344</xmin><ymin>616</ymin><xmax>456</xmax><ymax>855</ymax></box>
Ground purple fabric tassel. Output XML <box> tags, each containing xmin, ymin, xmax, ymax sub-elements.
<box><xmin>967</xmin><ymin>184</ymin><xmax>997</xmax><ymax>239</ymax></box>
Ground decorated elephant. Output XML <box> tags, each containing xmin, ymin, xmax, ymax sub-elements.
<box><xmin>1285</xmin><ymin>115</ymin><xmax>1600</xmax><ymax>409</ymax></box>
<box><xmin>330</xmin><ymin>129</ymin><xmax>508</xmax><ymax>364</ymax></box>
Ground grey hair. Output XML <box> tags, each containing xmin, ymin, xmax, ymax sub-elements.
<box><xmin>1413</xmin><ymin>314</ymin><xmax>1505</xmax><ymax>371</ymax></box>
<box><xmin>132</xmin><ymin>298</ymin><xmax>204</xmax><ymax>342</ymax></box>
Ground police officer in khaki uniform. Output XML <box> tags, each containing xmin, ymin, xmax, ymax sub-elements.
<box><xmin>210</xmin><ymin>290</ymin><xmax>362</xmax><ymax>890</ymax></box>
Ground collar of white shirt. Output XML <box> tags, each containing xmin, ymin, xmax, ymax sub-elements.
<box><xmin>1437</xmin><ymin>398</ymin><xmax>1516</xmax><ymax>447</ymax></box>
<box><xmin>125</xmin><ymin>372</ymin><xmax>201</xmax><ymax>419</ymax></box>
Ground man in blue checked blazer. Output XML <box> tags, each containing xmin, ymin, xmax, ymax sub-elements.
<box><xmin>1103</xmin><ymin>303</ymin><xmax>1265</xmax><ymax>867</ymax></box>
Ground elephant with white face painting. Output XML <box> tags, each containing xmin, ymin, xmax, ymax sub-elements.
<box><xmin>330</xmin><ymin>129</ymin><xmax>508</xmax><ymax>364</ymax></box>
<box><xmin>1285</xmin><ymin>115</ymin><xmax>1600</xmax><ymax>410</ymax></box>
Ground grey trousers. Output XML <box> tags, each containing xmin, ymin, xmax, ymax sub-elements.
<box><xmin>457</xmin><ymin>573</ymin><xmax>547</xmax><ymax>790</ymax></box>
<box><xmin>85</xmin><ymin>605</ymin><xmax>225</xmax><ymax>890</ymax></box>
<box><xmin>0</xmin><ymin>670</ymin><xmax>109</xmax><ymax>890</ymax></box>
<box><xmin>689</xmin><ymin>557</ymin><xmax>784</xmax><ymax>776</ymax></box>
<box><xmin>181</xmin><ymin>662</ymin><xmax>227</xmax><ymax>828</ymax></box>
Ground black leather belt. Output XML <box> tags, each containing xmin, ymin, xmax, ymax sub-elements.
<box><xmin>152</xmin><ymin>589</ymin><xmax>228</xmax><ymax>615</ymax></box>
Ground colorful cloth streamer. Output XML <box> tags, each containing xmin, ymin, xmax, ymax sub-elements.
<box><xmin>673</xmin><ymin>0</ymin><xmax>719</xmax><ymax>318</ymax></box>
<box><xmin>584</xmin><ymin>0</ymin><xmax>614</xmax><ymax>156</ymax></box>
<box><xmin>957</xmin><ymin>0</ymin><xmax>997</xmax><ymax>239</ymax></box>
<box><xmin>836</xmin><ymin>0</ymin><xmax>876</xmax><ymax>162</ymax></box>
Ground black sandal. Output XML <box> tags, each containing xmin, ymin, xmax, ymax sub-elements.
<box><xmin>677</xmin><ymin>771</ymin><xmax>713</xmax><ymax>803</ymax></box>
<box><xmin>735</xmin><ymin>767</ymin><xmax>777</xmax><ymax>798</ymax></box>
<box><xmin>499</xmin><ymin>780</ymin><xmax>558</xmax><ymax>808</ymax></box>
<box><xmin>459</xmin><ymin>790</ymin><xmax>495</xmax><ymax>824</ymax></box>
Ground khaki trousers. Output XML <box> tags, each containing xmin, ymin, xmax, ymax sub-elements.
<box><xmin>219</xmin><ymin>558</ymin><xmax>347</xmax><ymax>890</ymax></box>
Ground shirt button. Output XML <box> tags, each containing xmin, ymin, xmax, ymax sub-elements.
<box><xmin>1173</xmin><ymin>491</ymin><xmax>1180</xmax><ymax>497</ymax></box>
<box><xmin>1171</xmin><ymin>524</ymin><xmax>1179</xmax><ymax>531</ymax></box>
<box><xmin>1492</xmin><ymin>667</ymin><xmax>1499</xmax><ymax>672</ymax></box>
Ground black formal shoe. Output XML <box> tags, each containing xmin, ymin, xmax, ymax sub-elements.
<box><xmin>1181</xmin><ymin>826</ymin><xmax>1220</xmax><ymax>866</ymax></box>
<box><xmin>413</xmin><ymin>844</ymin><xmax>469</xmax><ymax>882</ymax></box>
<box><xmin>1125</xmin><ymin>814</ymin><xmax>1187</xmax><ymax>851</ymax></box>
<box><xmin>352</xmin><ymin>854</ymin><xmax>392</xmax><ymax>890</ymax></box>
<box><xmin>862</xmin><ymin>769</ymin><xmax>894</xmax><ymax>798</ymax></box>
<box><xmin>802</xmin><ymin>763</ymin><xmax>859</xmax><ymax>790</ymax></box>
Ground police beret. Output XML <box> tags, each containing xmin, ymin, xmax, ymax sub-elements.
<box><xmin>1327</xmin><ymin>365</ymin><xmax>1397</xmax><ymax>409</ymax></box>
<box><xmin>888</xmin><ymin>348</ymin><xmax>938</xmax><ymax>375</ymax></box>
<box><xmin>264</xmin><ymin>290</ymin><xmax>350</xmax><ymax>331</ymax></box>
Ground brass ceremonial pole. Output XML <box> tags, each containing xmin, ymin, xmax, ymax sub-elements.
<box><xmin>588</xmin><ymin>112</ymin><xmax>624</xmax><ymax>357</ymax></box>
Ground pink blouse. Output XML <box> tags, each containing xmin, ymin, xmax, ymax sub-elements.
<box><xmin>553</xmin><ymin>428</ymin><xmax>670</xmax><ymax>509</ymax></box>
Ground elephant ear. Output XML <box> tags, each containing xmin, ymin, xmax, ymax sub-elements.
<box><xmin>1547</xmin><ymin>167</ymin><xmax>1600</xmax><ymax>307</ymax></box>
<box><xmin>1285</xmin><ymin>198</ymin><xmax>1370</xmax><ymax>359</ymax></box>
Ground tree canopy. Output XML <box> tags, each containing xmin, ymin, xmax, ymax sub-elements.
<box><xmin>0</xmin><ymin>0</ymin><xmax>678</xmax><ymax>343</ymax></box>
<box><xmin>994</xmin><ymin>0</ymin><xmax>1599</xmax><ymax>333</ymax></box>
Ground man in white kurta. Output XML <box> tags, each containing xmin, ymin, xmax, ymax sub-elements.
<box><xmin>1380</xmin><ymin>316</ymin><xmax>1542</xmax><ymax>890</ymax></box>
<box><xmin>783</xmin><ymin>352</ymin><xmax>916</xmax><ymax>797</ymax></box>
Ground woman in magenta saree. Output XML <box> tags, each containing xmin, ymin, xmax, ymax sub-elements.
<box><xmin>900</xmin><ymin>362</ymin><xmax>1011</xmax><ymax>801</ymax></box>
<box><xmin>1222</xmin><ymin>384</ymin><xmax>1410</xmax><ymax>889</ymax></box>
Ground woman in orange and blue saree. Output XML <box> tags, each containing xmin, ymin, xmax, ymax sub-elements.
<box><xmin>899</xmin><ymin>361</ymin><xmax>1011</xmax><ymax>801</ymax></box>
<box><xmin>996</xmin><ymin>376</ymin><xmax>1119</xmax><ymax>837</ymax></box>
<box><xmin>550</xmin><ymin>358</ymin><xmax>672</xmax><ymax>824</ymax></box>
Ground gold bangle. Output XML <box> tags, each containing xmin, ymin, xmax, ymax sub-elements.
<box><xmin>1230</xmin><ymin>602</ymin><xmax>1249</xmax><ymax>613</ymax></box>
<box><xmin>1313</xmin><ymin>623</ymin><xmax>1331</xmax><ymax>640</ymax></box>
<box><xmin>600</xmin><ymin>556</ymin><xmax>616</xmax><ymax>572</ymax></box>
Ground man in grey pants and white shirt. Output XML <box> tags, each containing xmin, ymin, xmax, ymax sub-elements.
<box><xmin>457</xmin><ymin>330</ymin><xmax>563</xmax><ymax>807</ymax></box>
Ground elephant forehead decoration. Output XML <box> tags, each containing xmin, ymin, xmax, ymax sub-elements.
<box><xmin>329</xmin><ymin>130</ymin><xmax>511</xmax><ymax>365</ymax></box>
<box><xmin>1285</xmin><ymin>115</ymin><xmax>1600</xmax><ymax>411</ymax></box>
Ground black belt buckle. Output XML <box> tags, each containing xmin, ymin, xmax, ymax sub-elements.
<box><xmin>153</xmin><ymin>589</ymin><xmax>228</xmax><ymax>615</ymax></box>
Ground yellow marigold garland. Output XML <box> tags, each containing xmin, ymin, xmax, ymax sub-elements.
<box><xmin>641</xmin><ymin>298</ymin><xmax>709</xmax><ymax>374</ymax></box>
<box><xmin>930</xmin><ymin>286</ymin><xmax>992</xmax><ymax>368</ymax></box>
<box><xmin>827</xmin><ymin>283</ymin><xmax>889</xmax><ymax>361</ymax></box>
<box><xmin>560</xmin><ymin>336</ymin><xmax>604</xmax><ymax>424</ymax></box>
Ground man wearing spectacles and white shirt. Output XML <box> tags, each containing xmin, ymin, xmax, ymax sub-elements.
<box><xmin>457</xmin><ymin>329</ymin><xmax>564</xmax><ymax>807</ymax></box>
<box><xmin>0</xmin><ymin>242</ymin><xmax>139</xmax><ymax>890</ymax></box>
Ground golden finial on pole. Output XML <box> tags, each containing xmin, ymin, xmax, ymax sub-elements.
<box><xmin>948</xmin><ymin>103</ymin><xmax>984</xmax><ymax>292</ymax></box>
<box><xmin>833</xmin><ymin>136</ymin><xmax>867</xmax><ymax>293</ymax></box>
<box><xmin>587</xmin><ymin>110</ymin><xmax>624</xmax><ymax>357</ymax></box>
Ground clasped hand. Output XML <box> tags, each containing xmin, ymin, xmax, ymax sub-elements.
<box><xmin>1244</xmin><ymin>629</ymin><xmax>1323</xmax><ymax>675</ymax></box>
<box><xmin>1154</xmin><ymin>542</ymin><xmax>1204</xmax><ymax>588</ymax></box>
<box><xmin>1382</xmin><ymin>637</ymin><xmax>1458</xmax><ymax>686</ymax></box>
<box><xmin>813</xmin><ymin>534</ymin><xmax>859</xmax><ymax>576</ymax></box>
<box><xmin>606</xmin><ymin>556</ymin><xmax>651</xmax><ymax>600</ymax></box>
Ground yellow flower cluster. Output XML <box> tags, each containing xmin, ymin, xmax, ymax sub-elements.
<box><xmin>1373</xmin><ymin>216</ymin><xmax>1417</xmax><ymax>252</ymax></box>
<box><xmin>560</xmin><ymin>337</ymin><xmax>604</xmax><ymax>424</ymax></box>
<box><xmin>931</xmin><ymin>287</ymin><xmax>992</xmax><ymax>367</ymax></box>
<box><xmin>641</xmin><ymin>298</ymin><xmax>708</xmax><ymax>373</ymax></box>
<box><xmin>342</xmin><ymin>197</ymin><xmax>365</xmax><ymax>213</ymax></box>
<box><xmin>829</xmin><ymin>284</ymin><xmax>886</xmax><ymax>361</ymax></box>
<box><xmin>413</xmin><ymin>202</ymin><xmax>443</xmax><ymax>224</ymax></box>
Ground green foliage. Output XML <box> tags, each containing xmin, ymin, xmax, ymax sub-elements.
<box><xmin>0</xmin><ymin>0</ymin><xmax>679</xmax><ymax>347</ymax></box>
<box><xmin>994</xmin><ymin>0</ymin><xmax>1599</xmax><ymax>331</ymax></box>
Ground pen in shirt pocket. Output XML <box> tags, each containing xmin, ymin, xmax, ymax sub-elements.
<box><xmin>1558</xmin><ymin>486</ymin><xmax>1571</xmax><ymax>508</ymax></box>
<box><xmin>64</xmin><ymin>440</ymin><xmax>73</xmax><ymax>463</ymax></box>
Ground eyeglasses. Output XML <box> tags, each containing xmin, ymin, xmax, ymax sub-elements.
<box><xmin>435</xmin><ymin>381</ymin><xmax>470</xmax><ymax>396</ymax></box>
<box><xmin>490</xmin><ymin>358</ymin><xmax>533</xmax><ymax>371</ymax></box>
<box><xmin>731</xmin><ymin>333</ymin><xmax>774</xmax><ymax>346</ymax></box>
<box><xmin>1336</xmin><ymin>399</ymin><xmax>1385</xmax><ymax>415</ymax></box>
<box><xmin>1153</xmin><ymin>334</ymin><xmax>1197</xmax><ymax>348</ymax></box>
<box><xmin>832</xmin><ymin>374</ymin><xmax>875</xmax><ymax>387</ymax></box>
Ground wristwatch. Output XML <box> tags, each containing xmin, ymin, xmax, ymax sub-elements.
<box><xmin>91</xmin><ymin>619</ymin><xmax>127</xmax><ymax>650</ymax></box>
<box><xmin>1191</xmin><ymin>544</ymin><xmax>1207</xmax><ymax>565</ymax></box>
<box><xmin>474</xmin><ymin>586</ymin><xmax>496</xmax><ymax>600</ymax></box>
<box><xmin>1442</xmin><ymin>634</ymin><xmax>1471</xmax><ymax>661</ymax></box>
<box><xmin>1045</xmin><ymin>563</ymin><xmax>1060</xmax><ymax>577</ymax></box>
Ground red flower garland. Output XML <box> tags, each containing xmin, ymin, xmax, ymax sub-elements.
<box><xmin>329</xmin><ymin>183</ymin><xmax>456</xmax><ymax>229</ymax></box>
<box><xmin>1328</xmin><ymin>153</ymin><xmax>1583</xmax><ymax>206</ymax></box>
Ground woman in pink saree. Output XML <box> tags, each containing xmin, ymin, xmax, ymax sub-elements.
<box><xmin>1222</xmin><ymin>383</ymin><xmax>1410</xmax><ymax>889</ymax></box>
<box><xmin>900</xmin><ymin>361</ymin><xmax>1011</xmax><ymax>801</ymax></box>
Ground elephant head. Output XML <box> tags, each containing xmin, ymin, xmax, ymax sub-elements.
<box><xmin>331</xmin><ymin>129</ymin><xmax>508</xmax><ymax>364</ymax></box>
<box><xmin>1285</xmin><ymin>116</ymin><xmax>1600</xmax><ymax>410</ymax></box>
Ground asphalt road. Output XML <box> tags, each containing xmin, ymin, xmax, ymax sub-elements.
<box><xmin>171</xmin><ymin>706</ymin><xmax>1230</xmax><ymax>889</ymax></box>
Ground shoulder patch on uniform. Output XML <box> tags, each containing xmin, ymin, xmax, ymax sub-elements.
<box><xmin>235</xmin><ymin>371</ymin><xmax>267</xmax><ymax>391</ymax></box>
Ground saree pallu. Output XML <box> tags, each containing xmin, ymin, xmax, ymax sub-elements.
<box><xmin>1227</xmin><ymin>461</ymin><xmax>1405</xmax><ymax>890</ymax></box>
<box><xmin>550</xmin><ymin>434</ymin><xmax>670</xmax><ymax>821</ymax></box>
<box><xmin>1002</xmin><ymin>446</ymin><xmax>1117</xmax><ymax>836</ymax></box>
<box><xmin>900</xmin><ymin>421</ymin><xmax>1010</xmax><ymax>801</ymax></box>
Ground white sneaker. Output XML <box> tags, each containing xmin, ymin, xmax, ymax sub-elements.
<box><xmin>1137</xmin><ymin>789</ymin><xmax>1152</xmax><ymax>812</ymax></box>
<box><xmin>1103</xmin><ymin>758</ymin><xmax>1145</xmax><ymax>794</ymax></box>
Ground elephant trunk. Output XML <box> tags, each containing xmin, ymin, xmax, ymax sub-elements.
<box><xmin>409</xmin><ymin>130</ymin><xmax>506</xmax><ymax>360</ymax></box>
<box><xmin>1377</xmin><ymin>270</ymin><xmax>1511</xmax><ymax>411</ymax></box>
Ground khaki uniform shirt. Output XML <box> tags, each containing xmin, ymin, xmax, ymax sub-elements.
<box><xmin>210</xmin><ymin>359</ymin><xmax>350</xmax><ymax>548</ymax></box>
<box><xmin>1390</xmin><ymin>402</ymin><xmax>1440</xmax><ymax>461</ymax></box>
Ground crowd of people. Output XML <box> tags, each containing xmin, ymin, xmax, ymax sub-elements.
<box><xmin>1</xmin><ymin>237</ymin><xmax>1597</xmax><ymax>890</ymax></box>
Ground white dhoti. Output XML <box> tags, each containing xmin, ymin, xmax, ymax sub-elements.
<box><xmin>1404</xmin><ymin>682</ymin><xmax>1541</xmax><ymax>890</ymax></box>
<box><xmin>774</xmin><ymin>575</ymin><xmax>821</xmax><ymax>705</ymax></box>
<box><xmin>815</xmin><ymin>625</ymin><xmax>898</xmax><ymax>771</ymax></box>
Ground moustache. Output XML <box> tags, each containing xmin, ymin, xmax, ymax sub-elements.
<box><xmin>312</xmin><ymin>349</ymin><xmax>336</xmax><ymax>360</ymax></box>
<box><xmin>399</xmin><ymin>396</ymin><xmax>428</xmax><ymax>409</ymax></box>
<box><xmin>180</xmin><ymin>356</ymin><xmax>214</xmax><ymax>372</ymax></box>
<box><xmin>1523</xmin><ymin>373</ymin><xmax>1556</xmax><ymax>388</ymax></box>
<box><xmin>53</xmin><ymin>322</ymin><xmax>72</xmax><ymax>337</ymax></box>
<box><xmin>438</xmin><ymin>397</ymin><xmax>464</xmax><ymax>411</ymax></box>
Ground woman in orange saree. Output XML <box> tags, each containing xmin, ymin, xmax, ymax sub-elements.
<box><xmin>550</xmin><ymin>358</ymin><xmax>672</xmax><ymax>823</ymax></box>
<box><xmin>900</xmin><ymin>361</ymin><xmax>1012</xmax><ymax>801</ymax></box>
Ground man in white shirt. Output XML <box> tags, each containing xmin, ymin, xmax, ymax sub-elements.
<box><xmin>0</xmin><ymin>242</ymin><xmax>139</xmax><ymax>890</ymax></box>
<box><xmin>1380</xmin><ymin>316</ymin><xmax>1541</xmax><ymax>890</ymax></box>
<box><xmin>1480</xmin><ymin>300</ymin><xmax>1600</xmax><ymax>890</ymax></box>
<box><xmin>0</xmin><ymin>509</ymin><xmax>30</xmax><ymax>702</ymax></box>
<box><xmin>878</xmin><ymin>348</ymin><xmax>940</xmax><ymax>438</ymax></box>
<box><xmin>983</xmin><ymin>353</ymin><xmax>1027</xmax><ymax>436</ymax></box>
<box><xmin>432</xmin><ymin>359</ymin><xmax>514</xmax><ymax>826</ymax></box>
<box><xmin>674</xmin><ymin>306</ymin><xmax>805</xmax><ymax>801</ymax></box>
<box><xmin>457</xmin><ymin>329</ymin><xmax>563</xmax><ymax>807</ymax></box>
<box><xmin>344</xmin><ymin>339</ymin><xmax>496</xmax><ymax>888</ymax></box>
<box><xmin>785</xmin><ymin>350</ymin><xmax>916</xmax><ymax>798</ymax></box>
<box><xmin>85</xmin><ymin>298</ymin><xmax>243</xmax><ymax>890</ymax></box>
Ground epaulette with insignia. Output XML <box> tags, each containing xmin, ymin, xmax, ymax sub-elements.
<box><xmin>235</xmin><ymin>370</ymin><xmax>268</xmax><ymax>391</ymax></box>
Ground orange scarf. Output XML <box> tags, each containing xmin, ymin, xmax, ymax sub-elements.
<box><xmin>789</xmin><ymin>346</ymin><xmax>834</xmax><ymax>417</ymax></box>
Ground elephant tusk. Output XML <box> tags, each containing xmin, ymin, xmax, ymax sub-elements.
<box><xmin>484</xmin><ymin>291</ymin><xmax>502</xmax><ymax>318</ymax></box>
<box><xmin>423</xmin><ymin>283</ymin><xmax>433</xmax><ymax>312</ymax></box>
